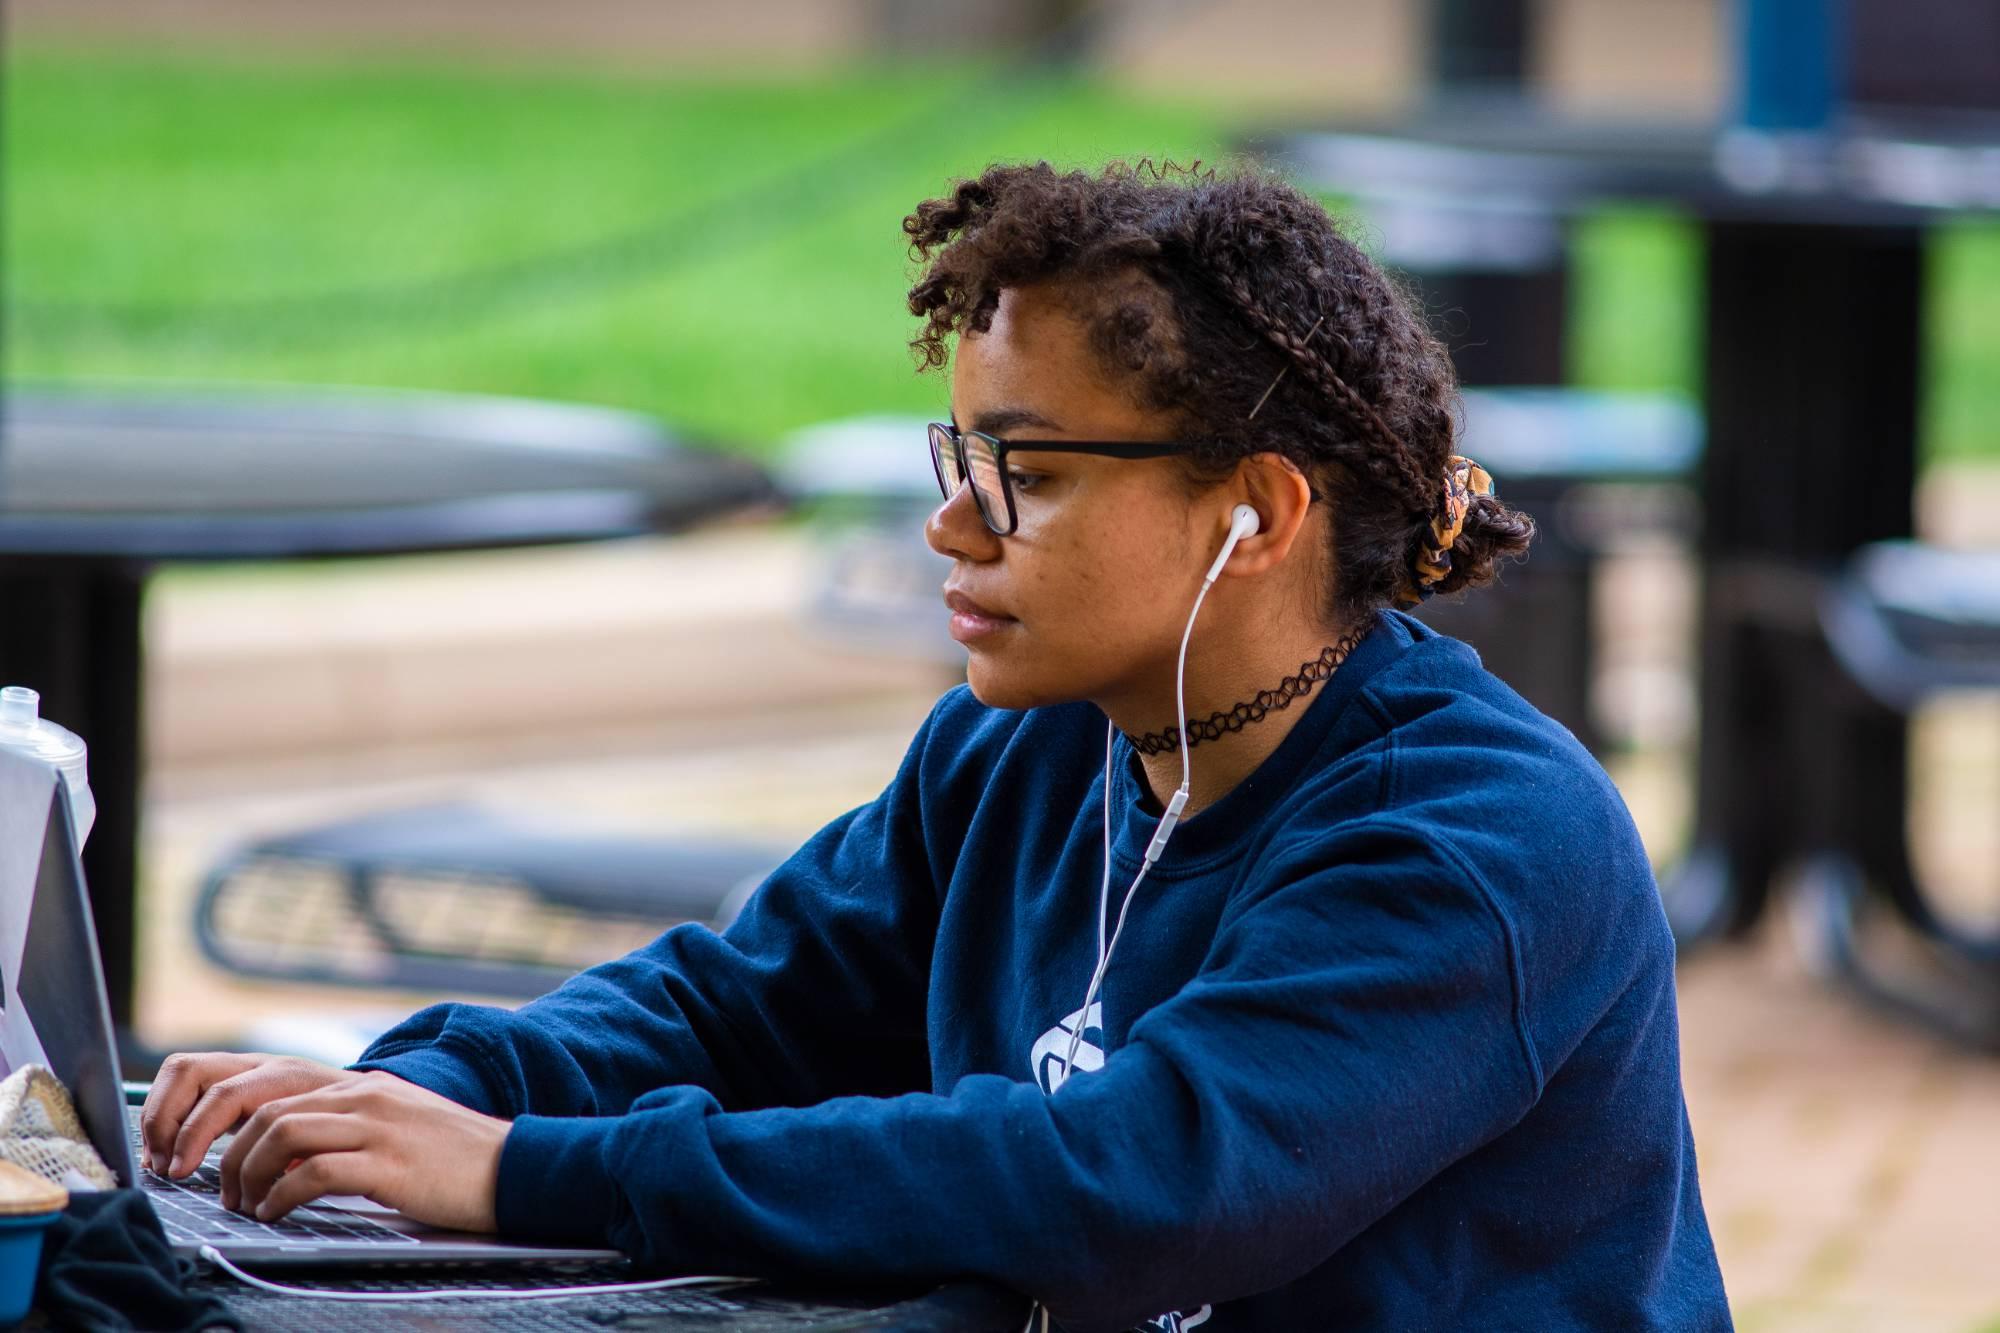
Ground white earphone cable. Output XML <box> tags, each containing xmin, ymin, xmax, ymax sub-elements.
<box><xmin>1055</xmin><ymin>543</ymin><xmax>1227</xmax><ymax>1084</ymax></box>
<box><xmin>1099</xmin><ymin>719</ymin><xmax>1114</xmax><ymax>965</ymax></box>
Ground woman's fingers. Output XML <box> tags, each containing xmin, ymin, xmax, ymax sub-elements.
<box><xmin>181</xmin><ymin>1068</ymin><xmax>505</xmax><ymax>1234</ymax></box>
<box><xmin>164</xmin><ymin>1056</ymin><xmax>346</xmax><ymax>1179</ymax></box>
<box><xmin>217</xmin><ymin>1080</ymin><xmax>366</xmax><ymax>1210</ymax></box>
<box><xmin>254</xmin><ymin>1151</ymin><xmax>383</xmax><ymax>1222</ymax></box>
<box><xmin>228</xmin><ymin>1111</ymin><xmax>371</xmax><ymax>1217</ymax></box>
<box><xmin>170</xmin><ymin>1073</ymin><xmax>266</xmax><ymax>1180</ymax></box>
<box><xmin>139</xmin><ymin>1051</ymin><xmax>260</xmax><ymax>1173</ymax></box>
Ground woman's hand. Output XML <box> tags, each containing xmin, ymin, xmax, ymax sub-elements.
<box><xmin>217</xmin><ymin>1069</ymin><xmax>511</xmax><ymax>1233</ymax></box>
<box><xmin>140</xmin><ymin>1051</ymin><xmax>349</xmax><ymax>1178</ymax></box>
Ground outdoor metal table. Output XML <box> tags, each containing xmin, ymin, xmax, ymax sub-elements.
<box><xmin>185</xmin><ymin>1264</ymin><xmax>1028</xmax><ymax>1331</ymax></box>
<box><xmin>1272</xmin><ymin>110</ymin><xmax>2000</xmax><ymax>941</ymax></box>
<box><xmin>0</xmin><ymin>385</ymin><xmax>776</xmax><ymax>1060</ymax></box>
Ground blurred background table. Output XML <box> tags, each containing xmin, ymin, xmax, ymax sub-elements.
<box><xmin>1259</xmin><ymin>0</ymin><xmax>2000</xmax><ymax>1049</ymax></box>
<box><xmin>1272</xmin><ymin>112</ymin><xmax>2000</xmax><ymax>945</ymax></box>
<box><xmin>0</xmin><ymin>385</ymin><xmax>775</xmax><ymax>1066</ymax></box>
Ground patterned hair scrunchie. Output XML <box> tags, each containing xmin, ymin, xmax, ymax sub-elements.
<box><xmin>1397</xmin><ymin>454</ymin><xmax>1493</xmax><ymax>605</ymax></box>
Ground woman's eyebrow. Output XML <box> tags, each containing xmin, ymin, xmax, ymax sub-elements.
<box><xmin>952</xmin><ymin>406</ymin><xmax>1064</xmax><ymax>435</ymax></box>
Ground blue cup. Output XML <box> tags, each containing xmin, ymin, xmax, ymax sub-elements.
<box><xmin>0</xmin><ymin>1209</ymin><xmax>61</xmax><ymax>1326</ymax></box>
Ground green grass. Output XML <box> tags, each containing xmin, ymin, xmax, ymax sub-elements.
<box><xmin>1569</xmin><ymin>208</ymin><xmax>1704</xmax><ymax>401</ymax></box>
<box><xmin>1569</xmin><ymin>207</ymin><xmax>2000</xmax><ymax>464</ymax></box>
<box><xmin>6</xmin><ymin>41</ymin><xmax>1996</xmax><ymax>460</ymax></box>
<box><xmin>1929</xmin><ymin>219</ymin><xmax>2000</xmax><ymax>464</ymax></box>
<box><xmin>3</xmin><ymin>43</ymin><xmax>1234</xmax><ymax>450</ymax></box>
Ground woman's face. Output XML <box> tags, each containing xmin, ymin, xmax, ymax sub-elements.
<box><xmin>926</xmin><ymin>282</ymin><xmax>1218</xmax><ymax>713</ymax></box>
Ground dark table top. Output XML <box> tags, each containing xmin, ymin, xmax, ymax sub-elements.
<box><xmin>0</xmin><ymin>385</ymin><xmax>776</xmax><ymax>561</ymax></box>
<box><xmin>187</xmin><ymin>1262</ymin><xmax>1029</xmax><ymax>1331</ymax></box>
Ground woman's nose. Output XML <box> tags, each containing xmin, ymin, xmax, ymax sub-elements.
<box><xmin>924</xmin><ymin>486</ymin><xmax>1001</xmax><ymax>562</ymax></box>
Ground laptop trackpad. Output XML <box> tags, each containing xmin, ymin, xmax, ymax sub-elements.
<box><xmin>317</xmin><ymin>1194</ymin><xmax>396</xmax><ymax>1215</ymax></box>
<box><xmin>312</xmin><ymin>1194</ymin><xmax>485</xmax><ymax>1240</ymax></box>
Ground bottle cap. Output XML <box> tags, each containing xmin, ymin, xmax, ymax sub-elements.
<box><xmin>0</xmin><ymin>687</ymin><xmax>86</xmax><ymax>768</ymax></box>
<box><xmin>0</xmin><ymin>686</ymin><xmax>37</xmax><ymax>728</ymax></box>
<box><xmin>0</xmin><ymin>685</ymin><xmax>95</xmax><ymax>844</ymax></box>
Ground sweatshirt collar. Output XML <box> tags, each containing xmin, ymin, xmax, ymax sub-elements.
<box><xmin>1104</xmin><ymin>609</ymin><xmax>1417</xmax><ymax>875</ymax></box>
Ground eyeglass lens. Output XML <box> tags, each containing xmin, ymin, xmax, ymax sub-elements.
<box><xmin>929</xmin><ymin>425</ymin><xmax>1010</xmax><ymax>533</ymax></box>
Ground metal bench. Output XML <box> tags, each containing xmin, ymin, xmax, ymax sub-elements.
<box><xmin>195</xmin><ymin>804</ymin><xmax>784</xmax><ymax>1001</ymax></box>
<box><xmin>1796</xmin><ymin>541</ymin><xmax>2000</xmax><ymax>1048</ymax></box>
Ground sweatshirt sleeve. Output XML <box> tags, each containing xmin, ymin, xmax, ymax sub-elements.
<box><xmin>350</xmin><ymin>693</ymin><xmax>971</xmax><ymax>1119</ymax></box>
<box><xmin>491</xmin><ymin>819</ymin><xmax>1542</xmax><ymax>1331</ymax></box>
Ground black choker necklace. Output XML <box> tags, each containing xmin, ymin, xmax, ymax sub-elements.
<box><xmin>1124</xmin><ymin>625</ymin><xmax>1369</xmax><ymax>757</ymax></box>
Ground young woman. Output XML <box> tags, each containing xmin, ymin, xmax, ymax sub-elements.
<box><xmin>141</xmin><ymin>162</ymin><xmax>1730</xmax><ymax>1331</ymax></box>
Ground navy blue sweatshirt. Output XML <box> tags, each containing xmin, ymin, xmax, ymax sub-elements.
<box><xmin>354</xmin><ymin>610</ymin><xmax>1731</xmax><ymax>1331</ymax></box>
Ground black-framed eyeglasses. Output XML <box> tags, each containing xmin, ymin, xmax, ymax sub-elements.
<box><xmin>928</xmin><ymin>422</ymin><xmax>1203</xmax><ymax>536</ymax></box>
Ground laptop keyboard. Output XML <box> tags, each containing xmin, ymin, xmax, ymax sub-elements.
<box><xmin>130</xmin><ymin>1114</ymin><xmax>417</xmax><ymax>1248</ymax></box>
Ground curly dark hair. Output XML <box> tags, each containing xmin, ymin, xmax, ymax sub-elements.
<box><xmin>903</xmin><ymin>159</ymin><xmax>1534</xmax><ymax>623</ymax></box>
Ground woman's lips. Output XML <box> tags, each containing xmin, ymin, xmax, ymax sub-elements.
<box><xmin>943</xmin><ymin>589</ymin><xmax>1016</xmax><ymax>643</ymax></box>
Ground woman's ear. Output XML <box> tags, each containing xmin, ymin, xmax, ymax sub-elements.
<box><xmin>1218</xmin><ymin>453</ymin><xmax>1316</xmax><ymax>576</ymax></box>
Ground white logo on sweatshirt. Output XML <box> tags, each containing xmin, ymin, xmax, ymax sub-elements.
<box><xmin>1030</xmin><ymin>1002</ymin><xmax>1103</xmax><ymax>1093</ymax></box>
<box><xmin>1030</xmin><ymin>1004</ymin><xmax>1214</xmax><ymax>1331</ymax></box>
<box><xmin>1138</xmin><ymin>1308</ymin><xmax>1213</xmax><ymax>1331</ymax></box>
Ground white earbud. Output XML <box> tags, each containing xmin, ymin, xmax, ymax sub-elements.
<box><xmin>1202</xmin><ymin>504</ymin><xmax>1262</xmax><ymax>585</ymax></box>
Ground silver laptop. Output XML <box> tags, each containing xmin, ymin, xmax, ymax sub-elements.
<box><xmin>0</xmin><ymin>744</ymin><xmax>620</xmax><ymax>1265</ymax></box>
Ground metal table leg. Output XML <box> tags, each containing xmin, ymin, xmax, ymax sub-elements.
<box><xmin>1671</xmin><ymin>219</ymin><xmax>1924</xmax><ymax>942</ymax></box>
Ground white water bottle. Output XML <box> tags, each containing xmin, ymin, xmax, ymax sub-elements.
<box><xmin>0</xmin><ymin>686</ymin><xmax>95</xmax><ymax>849</ymax></box>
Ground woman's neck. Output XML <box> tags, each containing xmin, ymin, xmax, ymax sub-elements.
<box><xmin>1131</xmin><ymin>712</ymin><xmax>1297</xmax><ymax>820</ymax></box>
<box><xmin>1111</xmin><ymin>617</ymin><xmax>1363</xmax><ymax>819</ymax></box>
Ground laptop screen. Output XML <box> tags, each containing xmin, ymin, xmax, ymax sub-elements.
<box><xmin>0</xmin><ymin>747</ymin><xmax>136</xmax><ymax>1189</ymax></box>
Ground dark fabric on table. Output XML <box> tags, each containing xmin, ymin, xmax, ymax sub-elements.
<box><xmin>34</xmin><ymin>1190</ymin><xmax>241</xmax><ymax>1332</ymax></box>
